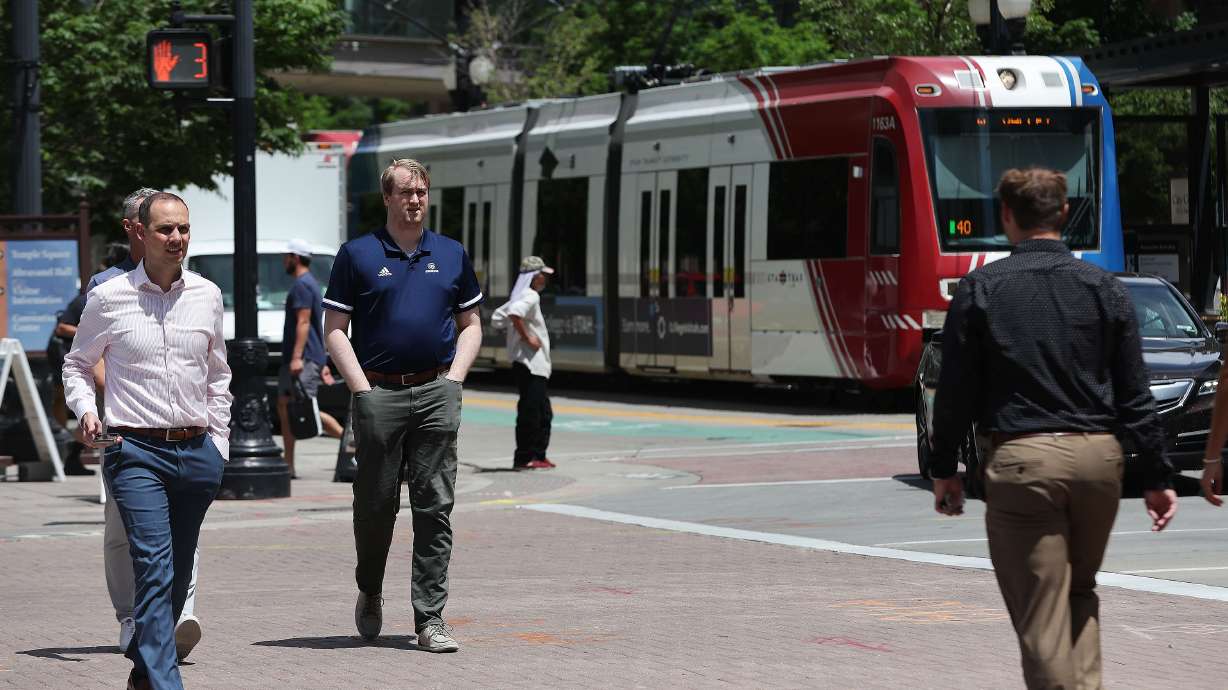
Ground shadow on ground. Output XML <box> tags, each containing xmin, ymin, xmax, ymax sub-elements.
<box><xmin>252</xmin><ymin>635</ymin><xmax>417</xmax><ymax>650</ymax></box>
<box><xmin>18</xmin><ymin>645</ymin><xmax>119</xmax><ymax>662</ymax></box>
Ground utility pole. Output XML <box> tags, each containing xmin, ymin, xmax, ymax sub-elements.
<box><xmin>10</xmin><ymin>0</ymin><xmax>42</xmax><ymax>214</ymax></box>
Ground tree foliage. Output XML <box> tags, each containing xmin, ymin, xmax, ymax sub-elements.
<box><xmin>0</xmin><ymin>0</ymin><xmax>344</xmax><ymax>234</ymax></box>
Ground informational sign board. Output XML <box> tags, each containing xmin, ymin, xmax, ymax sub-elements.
<box><xmin>1170</xmin><ymin>178</ymin><xmax>1189</xmax><ymax>225</ymax></box>
<box><xmin>0</xmin><ymin>240</ymin><xmax>80</xmax><ymax>352</ymax></box>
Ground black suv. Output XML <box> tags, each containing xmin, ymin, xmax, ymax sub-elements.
<box><xmin>916</xmin><ymin>274</ymin><xmax>1225</xmax><ymax>495</ymax></box>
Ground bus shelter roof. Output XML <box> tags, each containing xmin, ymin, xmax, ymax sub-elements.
<box><xmin>1082</xmin><ymin>21</ymin><xmax>1228</xmax><ymax>89</ymax></box>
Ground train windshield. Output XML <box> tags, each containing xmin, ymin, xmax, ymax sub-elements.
<box><xmin>919</xmin><ymin>108</ymin><xmax>1100</xmax><ymax>252</ymax></box>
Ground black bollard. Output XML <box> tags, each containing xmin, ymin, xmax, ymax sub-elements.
<box><xmin>217</xmin><ymin>337</ymin><xmax>290</xmax><ymax>499</ymax></box>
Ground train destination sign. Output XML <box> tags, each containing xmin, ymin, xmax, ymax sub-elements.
<box><xmin>145</xmin><ymin>29</ymin><xmax>212</xmax><ymax>89</ymax></box>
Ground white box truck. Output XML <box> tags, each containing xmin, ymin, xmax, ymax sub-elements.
<box><xmin>176</xmin><ymin>138</ymin><xmax>356</xmax><ymax>357</ymax></box>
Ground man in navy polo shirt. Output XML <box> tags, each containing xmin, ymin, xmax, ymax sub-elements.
<box><xmin>323</xmin><ymin>158</ymin><xmax>483</xmax><ymax>653</ymax></box>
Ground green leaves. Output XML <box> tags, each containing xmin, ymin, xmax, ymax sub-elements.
<box><xmin>0</xmin><ymin>0</ymin><xmax>344</xmax><ymax>236</ymax></box>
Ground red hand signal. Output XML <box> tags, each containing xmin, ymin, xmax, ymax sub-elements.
<box><xmin>153</xmin><ymin>40</ymin><xmax>180</xmax><ymax>82</ymax></box>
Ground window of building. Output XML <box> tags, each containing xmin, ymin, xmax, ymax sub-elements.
<box><xmin>767</xmin><ymin>157</ymin><xmax>849</xmax><ymax>259</ymax></box>
<box><xmin>870</xmin><ymin>139</ymin><xmax>901</xmax><ymax>255</ymax></box>
<box><xmin>675</xmin><ymin>168</ymin><xmax>709</xmax><ymax>297</ymax></box>
<box><xmin>534</xmin><ymin>177</ymin><xmax>588</xmax><ymax>295</ymax></box>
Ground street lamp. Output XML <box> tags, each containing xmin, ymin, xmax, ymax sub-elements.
<box><xmin>968</xmin><ymin>0</ymin><xmax>1032</xmax><ymax>55</ymax></box>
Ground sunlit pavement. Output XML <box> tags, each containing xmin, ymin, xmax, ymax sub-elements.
<box><xmin>2</xmin><ymin>380</ymin><xmax>1226</xmax><ymax>688</ymax></box>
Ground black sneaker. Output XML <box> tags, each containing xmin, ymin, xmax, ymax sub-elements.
<box><xmin>355</xmin><ymin>592</ymin><xmax>383</xmax><ymax>640</ymax></box>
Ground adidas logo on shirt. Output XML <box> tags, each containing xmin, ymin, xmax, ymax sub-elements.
<box><xmin>377</xmin><ymin>267</ymin><xmax>392</xmax><ymax>277</ymax></box>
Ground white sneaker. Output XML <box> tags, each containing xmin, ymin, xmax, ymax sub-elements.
<box><xmin>355</xmin><ymin>592</ymin><xmax>383</xmax><ymax>641</ymax></box>
<box><xmin>118</xmin><ymin>617</ymin><xmax>135</xmax><ymax>653</ymax></box>
<box><xmin>175</xmin><ymin>615</ymin><xmax>202</xmax><ymax>661</ymax></box>
<box><xmin>417</xmin><ymin>623</ymin><xmax>459</xmax><ymax>653</ymax></box>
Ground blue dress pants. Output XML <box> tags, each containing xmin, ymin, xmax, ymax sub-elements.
<box><xmin>103</xmin><ymin>434</ymin><xmax>223</xmax><ymax>690</ymax></box>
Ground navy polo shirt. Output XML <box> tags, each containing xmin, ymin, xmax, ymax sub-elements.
<box><xmin>323</xmin><ymin>227</ymin><xmax>483</xmax><ymax>373</ymax></box>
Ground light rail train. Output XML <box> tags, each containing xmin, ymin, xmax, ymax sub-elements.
<box><xmin>348</xmin><ymin>55</ymin><xmax>1123</xmax><ymax>390</ymax></box>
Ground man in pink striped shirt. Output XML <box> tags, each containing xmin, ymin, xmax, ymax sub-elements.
<box><xmin>64</xmin><ymin>192</ymin><xmax>231</xmax><ymax>690</ymax></box>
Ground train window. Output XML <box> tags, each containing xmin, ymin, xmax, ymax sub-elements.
<box><xmin>640</xmin><ymin>191</ymin><xmax>652</xmax><ymax>297</ymax></box>
<box><xmin>439</xmin><ymin>188</ymin><xmax>463</xmax><ymax>241</ymax></box>
<box><xmin>919</xmin><ymin>108</ymin><xmax>1100</xmax><ymax>251</ymax></box>
<box><xmin>466</xmin><ymin>202</ymin><xmax>476</xmax><ymax>252</ymax></box>
<box><xmin>535</xmin><ymin>177</ymin><xmax>588</xmax><ymax>295</ymax></box>
<box><xmin>767</xmin><ymin>157</ymin><xmax>849</xmax><ymax>260</ymax></box>
<box><xmin>482</xmin><ymin>200</ymin><xmax>492</xmax><ymax>291</ymax></box>
<box><xmin>734</xmin><ymin>185</ymin><xmax>747</xmax><ymax>297</ymax></box>
<box><xmin>713</xmin><ymin>186</ymin><xmax>726</xmax><ymax>296</ymax></box>
<box><xmin>676</xmin><ymin>168</ymin><xmax>709</xmax><ymax>297</ymax></box>
<box><xmin>658</xmin><ymin>189</ymin><xmax>671</xmax><ymax>297</ymax></box>
<box><xmin>870</xmin><ymin>139</ymin><xmax>901</xmax><ymax>255</ymax></box>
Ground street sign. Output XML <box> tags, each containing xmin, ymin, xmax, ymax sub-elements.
<box><xmin>145</xmin><ymin>29</ymin><xmax>212</xmax><ymax>89</ymax></box>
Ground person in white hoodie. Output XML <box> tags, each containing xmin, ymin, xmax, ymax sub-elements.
<box><xmin>492</xmin><ymin>256</ymin><xmax>555</xmax><ymax>469</ymax></box>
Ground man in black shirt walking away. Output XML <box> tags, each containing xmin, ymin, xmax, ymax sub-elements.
<box><xmin>929</xmin><ymin>168</ymin><xmax>1177</xmax><ymax>690</ymax></box>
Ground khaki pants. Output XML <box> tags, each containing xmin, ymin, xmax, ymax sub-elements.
<box><xmin>985</xmin><ymin>433</ymin><xmax>1123</xmax><ymax>690</ymax></box>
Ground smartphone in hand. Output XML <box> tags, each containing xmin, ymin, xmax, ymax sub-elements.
<box><xmin>93</xmin><ymin>432</ymin><xmax>121</xmax><ymax>447</ymax></box>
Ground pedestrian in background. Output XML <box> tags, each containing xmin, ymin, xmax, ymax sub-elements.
<box><xmin>64</xmin><ymin>192</ymin><xmax>231</xmax><ymax>690</ymax></box>
<box><xmin>323</xmin><ymin>158</ymin><xmax>483</xmax><ymax>653</ymax></box>
<box><xmin>492</xmin><ymin>256</ymin><xmax>555</xmax><ymax>470</ymax></box>
<box><xmin>928</xmin><ymin>168</ymin><xmax>1177</xmax><ymax>690</ymax></box>
<box><xmin>276</xmin><ymin>238</ymin><xmax>342</xmax><ymax>478</ymax></box>
<box><xmin>47</xmin><ymin>243</ymin><xmax>127</xmax><ymax>474</ymax></box>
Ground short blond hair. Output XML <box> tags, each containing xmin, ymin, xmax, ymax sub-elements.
<box><xmin>380</xmin><ymin>158</ymin><xmax>431</xmax><ymax>196</ymax></box>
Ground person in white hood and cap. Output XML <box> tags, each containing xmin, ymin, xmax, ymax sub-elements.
<box><xmin>492</xmin><ymin>256</ymin><xmax>555</xmax><ymax>469</ymax></box>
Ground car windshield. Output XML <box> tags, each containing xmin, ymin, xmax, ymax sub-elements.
<box><xmin>919</xmin><ymin>108</ymin><xmax>1101</xmax><ymax>252</ymax></box>
<box><xmin>1125</xmin><ymin>282</ymin><xmax>1202</xmax><ymax>339</ymax></box>
<box><xmin>188</xmin><ymin>253</ymin><xmax>334</xmax><ymax>310</ymax></box>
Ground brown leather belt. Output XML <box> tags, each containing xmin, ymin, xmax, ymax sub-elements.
<box><xmin>112</xmin><ymin>426</ymin><xmax>207</xmax><ymax>442</ymax></box>
<box><xmin>991</xmin><ymin>431</ymin><xmax>1110</xmax><ymax>447</ymax></box>
<box><xmin>364</xmin><ymin>366</ymin><xmax>450</xmax><ymax>386</ymax></box>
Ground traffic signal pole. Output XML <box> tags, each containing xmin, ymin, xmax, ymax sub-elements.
<box><xmin>216</xmin><ymin>0</ymin><xmax>290</xmax><ymax>498</ymax></box>
<box><xmin>10</xmin><ymin>0</ymin><xmax>41</xmax><ymax>215</ymax></box>
<box><xmin>155</xmin><ymin>1</ymin><xmax>288</xmax><ymax>498</ymax></box>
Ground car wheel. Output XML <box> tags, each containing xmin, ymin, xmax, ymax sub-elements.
<box><xmin>915</xmin><ymin>389</ymin><xmax>932</xmax><ymax>480</ymax></box>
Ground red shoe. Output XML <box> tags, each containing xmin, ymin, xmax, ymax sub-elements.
<box><xmin>538</xmin><ymin>458</ymin><xmax>557</xmax><ymax>468</ymax></box>
<box><xmin>524</xmin><ymin>459</ymin><xmax>554</xmax><ymax>470</ymax></box>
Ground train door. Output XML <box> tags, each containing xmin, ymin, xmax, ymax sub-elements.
<box><xmin>632</xmin><ymin>170</ymin><xmax>677</xmax><ymax>369</ymax></box>
<box><xmin>463</xmin><ymin>185</ymin><xmax>496</xmax><ymax>297</ymax></box>
<box><xmin>866</xmin><ymin>137</ymin><xmax>903</xmax><ymax>380</ymax></box>
<box><xmin>708</xmin><ymin>165</ymin><xmax>752</xmax><ymax>372</ymax></box>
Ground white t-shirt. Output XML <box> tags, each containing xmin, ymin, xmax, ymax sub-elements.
<box><xmin>504</xmin><ymin>288</ymin><xmax>551</xmax><ymax>378</ymax></box>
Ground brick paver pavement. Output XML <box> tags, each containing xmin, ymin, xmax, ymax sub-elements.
<box><xmin>1</xmin><ymin>395</ymin><xmax>1224</xmax><ymax>688</ymax></box>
